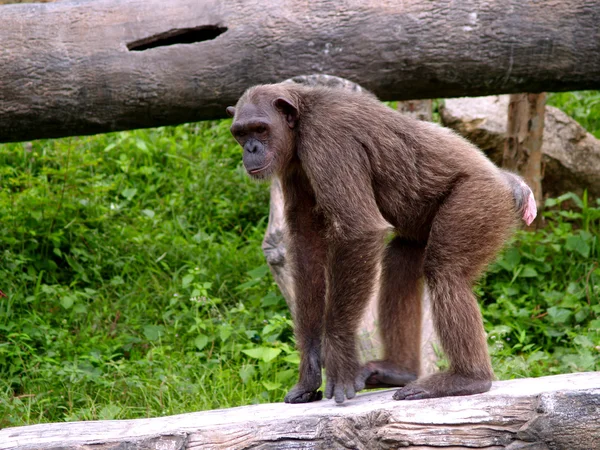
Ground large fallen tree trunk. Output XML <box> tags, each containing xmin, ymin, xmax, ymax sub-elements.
<box><xmin>1</xmin><ymin>372</ymin><xmax>598</xmax><ymax>450</ymax></box>
<box><xmin>1</xmin><ymin>0</ymin><xmax>600</xmax><ymax>142</ymax></box>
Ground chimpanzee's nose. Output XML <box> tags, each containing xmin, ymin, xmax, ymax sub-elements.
<box><xmin>246</xmin><ymin>141</ymin><xmax>260</xmax><ymax>153</ymax></box>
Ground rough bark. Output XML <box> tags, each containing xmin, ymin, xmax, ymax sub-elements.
<box><xmin>1</xmin><ymin>0</ymin><xmax>600</xmax><ymax>142</ymax></box>
<box><xmin>503</xmin><ymin>93</ymin><xmax>546</xmax><ymax>213</ymax></box>
<box><xmin>1</xmin><ymin>372</ymin><xmax>598</xmax><ymax>450</ymax></box>
<box><xmin>439</xmin><ymin>95</ymin><xmax>600</xmax><ymax>197</ymax></box>
<box><xmin>0</xmin><ymin>0</ymin><xmax>55</xmax><ymax>4</ymax></box>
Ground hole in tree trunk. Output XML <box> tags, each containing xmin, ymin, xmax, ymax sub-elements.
<box><xmin>127</xmin><ymin>25</ymin><xmax>227</xmax><ymax>51</ymax></box>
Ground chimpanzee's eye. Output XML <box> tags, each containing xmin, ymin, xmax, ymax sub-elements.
<box><xmin>255</xmin><ymin>126</ymin><xmax>266</xmax><ymax>134</ymax></box>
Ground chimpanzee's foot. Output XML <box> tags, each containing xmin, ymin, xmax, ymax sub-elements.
<box><xmin>356</xmin><ymin>360</ymin><xmax>418</xmax><ymax>390</ymax></box>
<box><xmin>284</xmin><ymin>384</ymin><xmax>323</xmax><ymax>403</ymax></box>
<box><xmin>393</xmin><ymin>372</ymin><xmax>492</xmax><ymax>400</ymax></box>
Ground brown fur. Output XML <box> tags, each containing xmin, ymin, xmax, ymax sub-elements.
<box><xmin>227</xmin><ymin>83</ymin><xmax>532</xmax><ymax>403</ymax></box>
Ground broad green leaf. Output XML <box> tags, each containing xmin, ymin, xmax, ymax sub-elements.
<box><xmin>98</xmin><ymin>404</ymin><xmax>121</xmax><ymax>420</ymax></box>
<box><xmin>565</xmin><ymin>235</ymin><xmax>590</xmax><ymax>258</ymax></box>
<box><xmin>236</xmin><ymin>279</ymin><xmax>260</xmax><ymax>290</ymax></box>
<box><xmin>547</xmin><ymin>307</ymin><xmax>571</xmax><ymax>324</ymax></box>
<box><xmin>182</xmin><ymin>274</ymin><xmax>194</xmax><ymax>288</ymax></box>
<box><xmin>239</xmin><ymin>365</ymin><xmax>256</xmax><ymax>384</ymax></box>
<box><xmin>194</xmin><ymin>334</ymin><xmax>209</xmax><ymax>351</ymax></box>
<box><xmin>503</xmin><ymin>248</ymin><xmax>521</xmax><ymax>270</ymax></box>
<box><xmin>242</xmin><ymin>347</ymin><xmax>282</xmax><ymax>363</ymax></box>
<box><xmin>247</xmin><ymin>264</ymin><xmax>269</xmax><ymax>279</ymax></box>
<box><xmin>103</xmin><ymin>142</ymin><xmax>117</xmax><ymax>152</ymax></box>
<box><xmin>219</xmin><ymin>325</ymin><xmax>232</xmax><ymax>343</ymax></box>
<box><xmin>262</xmin><ymin>381</ymin><xmax>281</xmax><ymax>391</ymax></box>
<box><xmin>121</xmin><ymin>188</ymin><xmax>137</xmax><ymax>200</ymax></box>
<box><xmin>143</xmin><ymin>325</ymin><xmax>165</xmax><ymax>341</ymax></box>
<box><xmin>556</xmin><ymin>192</ymin><xmax>584</xmax><ymax>208</ymax></box>
<box><xmin>573</xmin><ymin>335</ymin><xmax>594</xmax><ymax>348</ymax></box>
<box><xmin>261</xmin><ymin>292</ymin><xmax>283</xmax><ymax>307</ymax></box>
<box><xmin>73</xmin><ymin>304</ymin><xmax>88</xmax><ymax>315</ymax></box>
<box><xmin>110</xmin><ymin>276</ymin><xmax>124</xmax><ymax>286</ymax></box>
<box><xmin>60</xmin><ymin>295</ymin><xmax>75</xmax><ymax>310</ymax></box>
<box><xmin>519</xmin><ymin>266</ymin><xmax>538</xmax><ymax>278</ymax></box>
<box><xmin>136</xmin><ymin>139</ymin><xmax>149</xmax><ymax>152</ymax></box>
<box><xmin>282</xmin><ymin>353</ymin><xmax>301</xmax><ymax>365</ymax></box>
<box><xmin>276</xmin><ymin>369</ymin><xmax>296</xmax><ymax>383</ymax></box>
<box><xmin>575</xmin><ymin>308</ymin><xmax>590</xmax><ymax>323</ymax></box>
<box><xmin>488</xmin><ymin>325</ymin><xmax>511</xmax><ymax>337</ymax></box>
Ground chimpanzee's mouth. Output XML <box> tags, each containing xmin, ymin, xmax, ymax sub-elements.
<box><xmin>248</xmin><ymin>164</ymin><xmax>270</xmax><ymax>175</ymax></box>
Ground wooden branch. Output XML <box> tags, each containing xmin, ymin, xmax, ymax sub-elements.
<box><xmin>2</xmin><ymin>372</ymin><xmax>598</xmax><ymax>450</ymax></box>
<box><xmin>1</xmin><ymin>0</ymin><xmax>600</xmax><ymax>142</ymax></box>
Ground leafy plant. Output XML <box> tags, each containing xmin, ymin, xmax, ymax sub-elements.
<box><xmin>481</xmin><ymin>192</ymin><xmax>600</xmax><ymax>378</ymax></box>
<box><xmin>0</xmin><ymin>123</ymin><xmax>296</xmax><ymax>425</ymax></box>
<box><xmin>547</xmin><ymin>91</ymin><xmax>600</xmax><ymax>138</ymax></box>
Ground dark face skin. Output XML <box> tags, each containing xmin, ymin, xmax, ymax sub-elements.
<box><xmin>226</xmin><ymin>96</ymin><xmax>297</xmax><ymax>181</ymax></box>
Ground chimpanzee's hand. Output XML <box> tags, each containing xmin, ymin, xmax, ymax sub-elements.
<box><xmin>323</xmin><ymin>342</ymin><xmax>363</xmax><ymax>404</ymax></box>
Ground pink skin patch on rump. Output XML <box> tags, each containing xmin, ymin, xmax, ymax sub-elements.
<box><xmin>519</xmin><ymin>179</ymin><xmax>537</xmax><ymax>226</ymax></box>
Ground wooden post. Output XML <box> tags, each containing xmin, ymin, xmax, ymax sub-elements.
<box><xmin>503</xmin><ymin>93</ymin><xmax>546</xmax><ymax>215</ymax></box>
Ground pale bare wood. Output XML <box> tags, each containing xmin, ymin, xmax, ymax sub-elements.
<box><xmin>0</xmin><ymin>0</ymin><xmax>55</xmax><ymax>4</ymax></box>
<box><xmin>1</xmin><ymin>0</ymin><xmax>600</xmax><ymax>142</ymax></box>
<box><xmin>2</xmin><ymin>372</ymin><xmax>598</xmax><ymax>450</ymax></box>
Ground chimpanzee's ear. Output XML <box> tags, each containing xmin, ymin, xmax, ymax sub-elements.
<box><xmin>226</xmin><ymin>106</ymin><xmax>236</xmax><ymax>117</ymax></box>
<box><xmin>273</xmin><ymin>97</ymin><xmax>298</xmax><ymax>128</ymax></box>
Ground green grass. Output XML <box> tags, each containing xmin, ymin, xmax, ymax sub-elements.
<box><xmin>0</xmin><ymin>123</ymin><xmax>297</xmax><ymax>425</ymax></box>
<box><xmin>482</xmin><ymin>191</ymin><xmax>600</xmax><ymax>378</ymax></box>
<box><xmin>1</xmin><ymin>92</ymin><xmax>599</xmax><ymax>427</ymax></box>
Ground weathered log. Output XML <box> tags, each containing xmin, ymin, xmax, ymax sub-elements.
<box><xmin>1</xmin><ymin>0</ymin><xmax>600</xmax><ymax>142</ymax></box>
<box><xmin>1</xmin><ymin>372</ymin><xmax>598</xmax><ymax>450</ymax></box>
